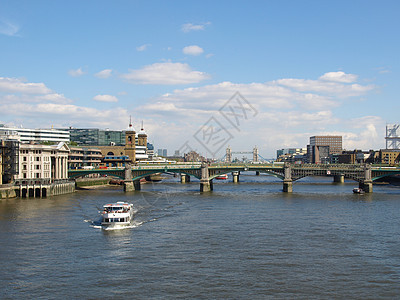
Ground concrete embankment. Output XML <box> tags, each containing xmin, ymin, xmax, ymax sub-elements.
<box><xmin>1</xmin><ymin>181</ymin><xmax>75</xmax><ymax>199</ymax></box>
<box><xmin>75</xmin><ymin>177</ymin><xmax>111</xmax><ymax>188</ymax></box>
<box><xmin>0</xmin><ymin>185</ymin><xmax>17</xmax><ymax>199</ymax></box>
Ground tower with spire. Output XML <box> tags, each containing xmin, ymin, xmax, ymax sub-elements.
<box><xmin>138</xmin><ymin>121</ymin><xmax>148</xmax><ymax>147</ymax></box>
<box><xmin>124</xmin><ymin>116</ymin><xmax>136</xmax><ymax>162</ymax></box>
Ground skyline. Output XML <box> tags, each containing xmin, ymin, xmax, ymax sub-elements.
<box><xmin>1</xmin><ymin>1</ymin><xmax>399</xmax><ymax>158</ymax></box>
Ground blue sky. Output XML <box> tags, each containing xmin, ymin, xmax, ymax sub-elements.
<box><xmin>1</xmin><ymin>0</ymin><xmax>399</xmax><ymax>158</ymax></box>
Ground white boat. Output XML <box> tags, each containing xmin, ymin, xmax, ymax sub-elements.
<box><xmin>101</xmin><ymin>202</ymin><xmax>134</xmax><ymax>229</ymax></box>
<box><xmin>216</xmin><ymin>174</ymin><xmax>228</xmax><ymax>180</ymax></box>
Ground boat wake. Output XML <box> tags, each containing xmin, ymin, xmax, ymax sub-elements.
<box><xmin>85</xmin><ymin>218</ymin><xmax>147</xmax><ymax>230</ymax></box>
<box><xmin>101</xmin><ymin>220</ymin><xmax>145</xmax><ymax>231</ymax></box>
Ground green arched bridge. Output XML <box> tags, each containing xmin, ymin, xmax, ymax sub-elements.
<box><xmin>68</xmin><ymin>163</ymin><xmax>400</xmax><ymax>193</ymax></box>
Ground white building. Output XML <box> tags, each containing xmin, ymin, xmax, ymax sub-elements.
<box><xmin>15</xmin><ymin>142</ymin><xmax>70</xmax><ymax>184</ymax></box>
<box><xmin>0</xmin><ymin>125</ymin><xmax>70</xmax><ymax>143</ymax></box>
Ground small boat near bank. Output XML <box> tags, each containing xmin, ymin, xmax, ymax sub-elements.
<box><xmin>353</xmin><ymin>188</ymin><xmax>365</xmax><ymax>194</ymax></box>
<box><xmin>101</xmin><ymin>202</ymin><xmax>134</xmax><ymax>229</ymax></box>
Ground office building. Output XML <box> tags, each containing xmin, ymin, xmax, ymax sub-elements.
<box><xmin>69</xmin><ymin>147</ymin><xmax>103</xmax><ymax>169</ymax></box>
<box><xmin>277</xmin><ymin>148</ymin><xmax>307</xmax><ymax>159</ymax></box>
<box><xmin>307</xmin><ymin>136</ymin><xmax>342</xmax><ymax>163</ymax></box>
<box><xmin>1</xmin><ymin>139</ymin><xmax>19</xmax><ymax>184</ymax></box>
<box><xmin>157</xmin><ymin>149</ymin><xmax>167</xmax><ymax>157</ymax></box>
<box><xmin>0</xmin><ymin>125</ymin><xmax>70</xmax><ymax>143</ymax></box>
<box><xmin>68</xmin><ymin>128</ymin><xmax>125</xmax><ymax>146</ymax></box>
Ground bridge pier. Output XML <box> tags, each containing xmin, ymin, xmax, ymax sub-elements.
<box><xmin>283</xmin><ymin>163</ymin><xmax>293</xmax><ymax>193</ymax></box>
<box><xmin>359</xmin><ymin>180</ymin><xmax>373</xmax><ymax>193</ymax></box>
<box><xmin>133</xmin><ymin>180</ymin><xmax>141</xmax><ymax>191</ymax></box>
<box><xmin>283</xmin><ymin>180</ymin><xmax>293</xmax><ymax>193</ymax></box>
<box><xmin>200</xmin><ymin>162</ymin><xmax>213</xmax><ymax>192</ymax></box>
<box><xmin>256</xmin><ymin>171</ymin><xmax>260</xmax><ymax>176</ymax></box>
<box><xmin>232</xmin><ymin>171</ymin><xmax>240</xmax><ymax>183</ymax></box>
<box><xmin>123</xmin><ymin>180</ymin><xmax>141</xmax><ymax>191</ymax></box>
<box><xmin>333</xmin><ymin>174</ymin><xmax>345</xmax><ymax>183</ymax></box>
<box><xmin>361</xmin><ymin>164</ymin><xmax>373</xmax><ymax>193</ymax></box>
<box><xmin>180</xmin><ymin>174</ymin><xmax>191</xmax><ymax>183</ymax></box>
<box><xmin>200</xmin><ymin>179</ymin><xmax>213</xmax><ymax>192</ymax></box>
<box><xmin>123</xmin><ymin>164</ymin><xmax>135</xmax><ymax>192</ymax></box>
<box><xmin>124</xmin><ymin>181</ymin><xmax>134</xmax><ymax>192</ymax></box>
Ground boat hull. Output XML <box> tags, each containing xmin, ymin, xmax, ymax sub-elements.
<box><xmin>353</xmin><ymin>188</ymin><xmax>365</xmax><ymax>194</ymax></box>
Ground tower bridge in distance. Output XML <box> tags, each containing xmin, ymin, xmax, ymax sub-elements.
<box><xmin>68</xmin><ymin>162</ymin><xmax>400</xmax><ymax>193</ymax></box>
<box><xmin>221</xmin><ymin>146</ymin><xmax>269</xmax><ymax>162</ymax></box>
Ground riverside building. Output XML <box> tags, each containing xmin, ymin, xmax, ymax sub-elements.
<box><xmin>13</xmin><ymin>142</ymin><xmax>74</xmax><ymax>197</ymax></box>
<box><xmin>307</xmin><ymin>136</ymin><xmax>342</xmax><ymax>163</ymax></box>
<box><xmin>1</xmin><ymin>126</ymin><xmax>74</xmax><ymax>197</ymax></box>
<box><xmin>67</xmin><ymin>128</ymin><xmax>125</xmax><ymax>146</ymax></box>
<box><xmin>68</xmin><ymin>147</ymin><xmax>102</xmax><ymax>169</ymax></box>
<box><xmin>93</xmin><ymin>121</ymin><xmax>151</xmax><ymax>162</ymax></box>
<box><xmin>276</xmin><ymin>148</ymin><xmax>307</xmax><ymax>160</ymax></box>
<box><xmin>0</xmin><ymin>125</ymin><xmax>70</xmax><ymax>143</ymax></box>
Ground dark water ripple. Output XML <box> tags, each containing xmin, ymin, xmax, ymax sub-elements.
<box><xmin>1</xmin><ymin>175</ymin><xmax>400</xmax><ymax>299</ymax></box>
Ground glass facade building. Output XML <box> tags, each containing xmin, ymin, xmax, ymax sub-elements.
<box><xmin>68</xmin><ymin>129</ymin><xmax>125</xmax><ymax>146</ymax></box>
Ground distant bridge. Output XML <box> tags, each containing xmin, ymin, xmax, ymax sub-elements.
<box><xmin>68</xmin><ymin>163</ymin><xmax>400</xmax><ymax>193</ymax></box>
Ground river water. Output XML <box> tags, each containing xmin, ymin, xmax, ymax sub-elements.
<box><xmin>1</xmin><ymin>174</ymin><xmax>400</xmax><ymax>299</ymax></box>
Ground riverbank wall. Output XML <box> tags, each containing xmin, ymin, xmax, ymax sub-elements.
<box><xmin>0</xmin><ymin>185</ymin><xmax>17</xmax><ymax>199</ymax></box>
<box><xmin>1</xmin><ymin>181</ymin><xmax>76</xmax><ymax>199</ymax></box>
<box><xmin>75</xmin><ymin>177</ymin><xmax>110</xmax><ymax>188</ymax></box>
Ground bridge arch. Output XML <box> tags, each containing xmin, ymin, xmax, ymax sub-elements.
<box><xmin>372</xmin><ymin>172</ymin><xmax>399</xmax><ymax>182</ymax></box>
<box><xmin>68</xmin><ymin>170</ymin><xmax>125</xmax><ymax>180</ymax></box>
<box><xmin>132</xmin><ymin>169</ymin><xmax>202</xmax><ymax>181</ymax></box>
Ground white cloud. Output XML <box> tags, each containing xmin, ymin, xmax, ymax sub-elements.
<box><xmin>342</xmin><ymin>116</ymin><xmax>384</xmax><ymax>150</ymax></box>
<box><xmin>68</xmin><ymin>68</ymin><xmax>85</xmax><ymax>77</ymax></box>
<box><xmin>275</xmin><ymin>71</ymin><xmax>374</xmax><ymax>96</ymax></box>
<box><xmin>0</xmin><ymin>77</ymin><xmax>52</xmax><ymax>94</ymax></box>
<box><xmin>181</xmin><ymin>22</ymin><xmax>211</xmax><ymax>33</ymax></box>
<box><xmin>95</xmin><ymin>69</ymin><xmax>112</xmax><ymax>79</ymax></box>
<box><xmin>155</xmin><ymin>80</ymin><xmax>333</xmax><ymax>112</ymax></box>
<box><xmin>319</xmin><ymin>71</ymin><xmax>358</xmax><ymax>83</ymax></box>
<box><xmin>93</xmin><ymin>94</ymin><xmax>118</xmax><ymax>102</ymax></box>
<box><xmin>121</xmin><ymin>62</ymin><xmax>211</xmax><ymax>85</ymax></box>
<box><xmin>150</xmin><ymin>72</ymin><xmax>373</xmax><ymax>115</ymax></box>
<box><xmin>0</xmin><ymin>72</ymin><xmax>381</xmax><ymax>157</ymax></box>
<box><xmin>0</xmin><ymin>76</ymin><xmax>128</xmax><ymax>129</ymax></box>
<box><xmin>133</xmin><ymin>71</ymin><xmax>379</xmax><ymax>156</ymax></box>
<box><xmin>0</xmin><ymin>101</ymin><xmax>129</xmax><ymax>129</ymax></box>
<box><xmin>136</xmin><ymin>44</ymin><xmax>151</xmax><ymax>51</ymax></box>
<box><xmin>0</xmin><ymin>20</ymin><xmax>20</xmax><ymax>36</ymax></box>
<box><xmin>183</xmin><ymin>45</ymin><xmax>204</xmax><ymax>56</ymax></box>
